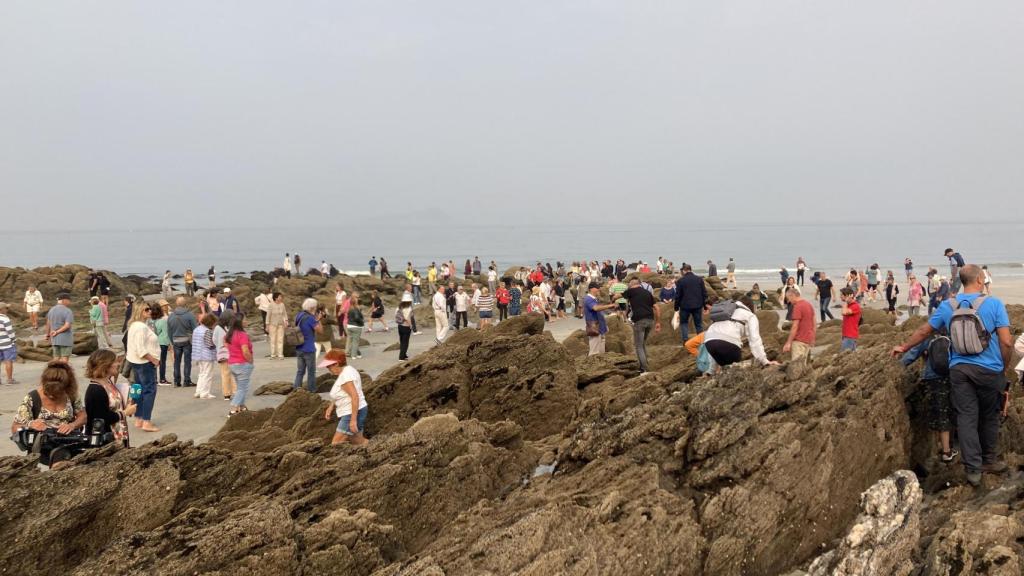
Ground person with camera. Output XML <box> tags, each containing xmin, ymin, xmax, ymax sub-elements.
<box><xmin>84</xmin><ymin>349</ymin><xmax>134</xmax><ymax>447</ymax></box>
<box><xmin>583</xmin><ymin>281</ymin><xmax>619</xmax><ymax>356</ymax></box>
<box><xmin>10</xmin><ymin>361</ymin><xmax>86</xmax><ymax>437</ymax></box>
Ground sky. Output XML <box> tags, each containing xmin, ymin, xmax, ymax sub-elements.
<box><xmin>3</xmin><ymin>1</ymin><xmax>1023</xmax><ymax>229</ymax></box>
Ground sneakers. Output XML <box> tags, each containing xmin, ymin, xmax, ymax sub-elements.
<box><xmin>201</xmin><ymin>393</ymin><xmax>216</xmax><ymax>399</ymax></box>
<box><xmin>940</xmin><ymin>449</ymin><xmax>959</xmax><ymax>463</ymax></box>
<box><xmin>413</xmin><ymin>331</ymin><xmax>422</xmax><ymax>335</ymax></box>
<box><xmin>157</xmin><ymin>381</ymin><xmax>172</xmax><ymax>387</ymax></box>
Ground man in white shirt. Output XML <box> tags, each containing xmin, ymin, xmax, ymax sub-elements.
<box><xmin>283</xmin><ymin>253</ymin><xmax>293</xmax><ymax>278</ymax></box>
<box><xmin>431</xmin><ymin>285</ymin><xmax>449</xmax><ymax>343</ymax></box>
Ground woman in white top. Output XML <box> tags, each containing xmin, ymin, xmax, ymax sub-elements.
<box><xmin>320</xmin><ymin>350</ymin><xmax>368</xmax><ymax>446</ymax></box>
<box><xmin>24</xmin><ymin>286</ymin><xmax>44</xmax><ymax>331</ymax></box>
<box><xmin>126</xmin><ymin>302</ymin><xmax>162</xmax><ymax>432</ymax></box>
<box><xmin>703</xmin><ymin>296</ymin><xmax>779</xmax><ymax>369</ymax></box>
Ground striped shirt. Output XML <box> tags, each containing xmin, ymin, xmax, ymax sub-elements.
<box><xmin>476</xmin><ymin>295</ymin><xmax>495</xmax><ymax>311</ymax></box>
<box><xmin>0</xmin><ymin>314</ymin><xmax>14</xmax><ymax>349</ymax></box>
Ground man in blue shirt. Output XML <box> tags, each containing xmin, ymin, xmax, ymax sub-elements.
<box><xmin>368</xmin><ymin>257</ymin><xmax>378</xmax><ymax>277</ymax></box>
<box><xmin>293</xmin><ymin>298</ymin><xmax>324</xmax><ymax>392</ymax></box>
<box><xmin>583</xmin><ymin>281</ymin><xmax>618</xmax><ymax>356</ymax></box>
<box><xmin>894</xmin><ymin>264</ymin><xmax>1012</xmax><ymax>486</ymax></box>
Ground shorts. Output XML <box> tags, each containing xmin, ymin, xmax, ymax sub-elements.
<box><xmin>840</xmin><ymin>337</ymin><xmax>858</xmax><ymax>351</ymax></box>
<box><xmin>336</xmin><ymin>406</ymin><xmax>368</xmax><ymax>436</ymax></box>
<box><xmin>790</xmin><ymin>341</ymin><xmax>811</xmax><ymax>362</ymax></box>
<box><xmin>867</xmin><ymin>283</ymin><xmax>878</xmax><ymax>290</ymax></box>
<box><xmin>26</xmin><ymin>305</ymin><xmax>40</xmax><ymax>313</ymax></box>
<box><xmin>924</xmin><ymin>379</ymin><xmax>954</xmax><ymax>432</ymax></box>
<box><xmin>52</xmin><ymin>345</ymin><xmax>72</xmax><ymax>358</ymax></box>
<box><xmin>0</xmin><ymin>347</ymin><xmax>16</xmax><ymax>362</ymax></box>
<box><xmin>479</xmin><ymin>310</ymin><xmax>493</xmax><ymax>319</ymax></box>
<box><xmin>617</xmin><ymin>302</ymin><xmax>627</xmax><ymax>311</ymax></box>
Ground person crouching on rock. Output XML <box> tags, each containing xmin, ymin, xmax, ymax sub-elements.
<box><xmin>320</xmin><ymin>350</ymin><xmax>368</xmax><ymax>446</ymax></box>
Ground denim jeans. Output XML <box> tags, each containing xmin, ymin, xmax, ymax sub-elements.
<box><xmin>132</xmin><ymin>361</ymin><xmax>157</xmax><ymax>421</ymax></box>
<box><xmin>294</xmin><ymin>351</ymin><xmax>317</xmax><ymax>392</ymax></box>
<box><xmin>230</xmin><ymin>363</ymin><xmax>254</xmax><ymax>407</ymax></box>
<box><xmin>632</xmin><ymin>318</ymin><xmax>654</xmax><ymax>372</ymax></box>
<box><xmin>678</xmin><ymin>308</ymin><xmax>703</xmax><ymax>342</ymax></box>
<box><xmin>173</xmin><ymin>343</ymin><xmax>192</xmax><ymax>385</ymax></box>
<box><xmin>412</xmin><ymin>286</ymin><xmax>421</xmax><ymax>304</ymax></box>
<box><xmin>820</xmin><ymin>297</ymin><xmax>834</xmax><ymax>321</ymax></box>
<box><xmin>840</xmin><ymin>337</ymin><xmax>858</xmax><ymax>351</ymax></box>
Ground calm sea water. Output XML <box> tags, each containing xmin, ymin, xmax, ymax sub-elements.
<box><xmin>3</xmin><ymin>222</ymin><xmax>1022</xmax><ymax>279</ymax></box>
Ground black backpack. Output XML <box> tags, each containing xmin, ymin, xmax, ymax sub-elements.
<box><xmin>926</xmin><ymin>335</ymin><xmax>952</xmax><ymax>378</ymax></box>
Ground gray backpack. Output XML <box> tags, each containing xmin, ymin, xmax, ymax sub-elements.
<box><xmin>709</xmin><ymin>300</ymin><xmax>746</xmax><ymax>324</ymax></box>
<box><xmin>948</xmin><ymin>296</ymin><xmax>990</xmax><ymax>355</ymax></box>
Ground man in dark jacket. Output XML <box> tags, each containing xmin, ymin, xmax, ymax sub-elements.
<box><xmin>166</xmin><ymin>296</ymin><xmax>198</xmax><ymax>387</ymax></box>
<box><xmin>674</xmin><ymin>264</ymin><xmax>707</xmax><ymax>342</ymax></box>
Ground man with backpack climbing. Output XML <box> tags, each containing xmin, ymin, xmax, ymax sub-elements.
<box><xmin>893</xmin><ymin>264</ymin><xmax>1013</xmax><ymax>487</ymax></box>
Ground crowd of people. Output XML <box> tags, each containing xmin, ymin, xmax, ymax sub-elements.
<box><xmin>4</xmin><ymin>248</ymin><xmax>1023</xmax><ymax>486</ymax></box>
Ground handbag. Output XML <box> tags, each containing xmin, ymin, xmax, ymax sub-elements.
<box><xmin>585</xmin><ymin>321</ymin><xmax>601</xmax><ymax>337</ymax></box>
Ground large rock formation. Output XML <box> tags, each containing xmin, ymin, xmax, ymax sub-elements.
<box><xmin>0</xmin><ymin>302</ymin><xmax>1022</xmax><ymax>575</ymax></box>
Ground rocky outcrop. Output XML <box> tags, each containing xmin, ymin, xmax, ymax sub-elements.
<box><xmin>808</xmin><ymin>470</ymin><xmax>922</xmax><ymax>576</ymax></box>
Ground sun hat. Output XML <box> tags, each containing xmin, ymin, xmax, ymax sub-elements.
<box><xmin>317</xmin><ymin>358</ymin><xmax>339</xmax><ymax>368</ymax></box>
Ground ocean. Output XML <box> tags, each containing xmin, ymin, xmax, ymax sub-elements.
<box><xmin>3</xmin><ymin>222</ymin><xmax>1022</xmax><ymax>280</ymax></box>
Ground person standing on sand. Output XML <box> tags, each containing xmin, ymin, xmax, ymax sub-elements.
<box><xmin>907</xmin><ymin>274</ymin><xmax>924</xmax><ymax>317</ymax></box>
<box><xmin>982</xmin><ymin>265</ymin><xmax>993</xmax><ymax>295</ymax></box>
<box><xmin>24</xmin><ymin>286</ymin><xmax>43</xmax><ymax>332</ymax></box>
<box><xmin>0</xmin><ymin>303</ymin><xmax>17</xmax><ymax>385</ymax></box>
<box><xmin>346</xmin><ymin>294</ymin><xmax>365</xmax><ymax>359</ymax></box>
<box><xmin>815</xmin><ymin>272</ymin><xmax>836</xmax><ymax>321</ymax></box>
<box><xmin>368</xmin><ymin>256</ymin><xmax>378</xmax><ymax>277</ymax></box>
<box><xmin>89</xmin><ymin>297</ymin><xmax>113</xmax><ymax>350</ymax></box>
<box><xmin>674</xmin><ymin>264</ymin><xmax>707</xmax><ymax>343</ymax></box>
<box><xmin>161</xmin><ymin>271</ymin><xmax>173</xmax><ymax>299</ymax></box>
<box><xmin>225</xmin><ymin>314</ymin><xmax>254</xmax><ymax>417</ymax></box>
<box><xmin>126</xmin><ymin>302</ymin><xmax>161</xmax><ymax>432</ymax></box>
<box><xmin>584</xmin><ymin>282</ymin><xmax>618</xmax><ymax>355</ymax></box>
<box><xmin>321</xmin><ymin>350</ymin><xmax>369</xmax><ymax>446</ymax></box>
<box><xmin>266</xmin><ymin>292</ymin><xmax>287</xmax><ymax>359</ymax></box>
<box><xmin>725</xmin><ymin>258</ymin><xmax>737</xmax><ymax>289</ymax></box>
<box><xmin>45</xmin><ymin>293</ymin><xmax>74</xmax><ymax>362</ymax></box>
<box><xmin>427</xmin><ymin>263</ymin><xmax>437</xmax><ymax>294</ymax></box>
<box><xmin>255</xmin><ymin>289</ymin><xmax>272</xmax><ymax>334</ymax></box>
<box><xmin>167</xmin><ymin>296</ymin><xmax>198</xmax><ymax>387</ymax></box>
<box><xmin>367</xmin><ymin>291</ymin><xmax>387</xmax><ymax>332</ymax></box>
<box><xmin>293</xmin><ymin>298</ymin><xmax>323</xmax><ymax>392</ymax></box>
<box><xmin>782</xmin><ymin>287</ymin><xmax>816</xmax><ymax>363</ymax></box>
<box><xmin>191</xmin><ymin>313</ymin><xmax>218</xmax><ymax>399</ymax></box>
<box><xmin>884</xmin><ymin>271</ymin><xmax>900</xmax><ymax>317</ymax></box>
<box><xmin>153</xmin><ymin>300</ymin><xmax>172</xmax><ymax>385</ymax></box>
<box><xmin>432</xmin><ymin>285</ymin><xmax>449</xmax><ymax>343</ymax></box>
<box><xmin>893</xmin><ymin>264</ymin><xmax>1011</xmax><ymax>487</ymax></box>
<box><xmin>904</xmin><ymin>258</ymin><xmax>914</xmax><ymax>280</ymax></box>
<box><xmin>395</xmin><ymin>299</ymin><xmax>413</xmax><ymax>361</ymax></box>
<box><xmin>214</xmin><ymin>312</ymin><xmax>236</xmax><ymax>400</ymax></box>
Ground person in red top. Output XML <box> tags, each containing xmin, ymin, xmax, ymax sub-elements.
<box><xmin>529</xmin><ymin>267</ymin><xmax>545</xmax><ymax>288</ymax></box>
<box><xmin>495</xmin><ymin>284</ymin><xmax>511</xmax><ymax>322</ymax></box>
<box><xmin>782</xmin><ymin>287</ymin><xmax>816</xmax><ymax>362</ymax></box>
<box><xmin>839</xmin><ymin>287</ymin><xmax>862</xmax><ymax>351</ymax></box>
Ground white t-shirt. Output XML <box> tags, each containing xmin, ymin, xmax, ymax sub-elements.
<box><xmin>335</xmin><ymin>291</ymin><xmax>346</xmax><ymax>306</ymax></box>
<box><xmin>284</xmin><ymin>258</ymin><xmax>292</xmax><ymax>272</ymax></box>
<box><xmin>487</xmin><ymin>269</ymin><xmax>497</xmax><ymax>282</ymax></box>
<box><xmin>330</xmin><ymin>365</ymin><xmax>367</xmax><ymax>417</ymax></box>
<box><xmin>455</xmin><ymin>292</ymin><xmax>471</xmax><ymax>312</ymax></box>
<box><xmin>320</xmin><ymin>262</ymin><xmax>329</xmax><ymax>275</ymax></box>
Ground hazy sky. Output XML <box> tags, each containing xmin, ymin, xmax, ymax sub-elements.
<box><xmin>3</xmin><ymin>2</ymin><xmax>1023</xmax><ymax>229</ymax></box>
